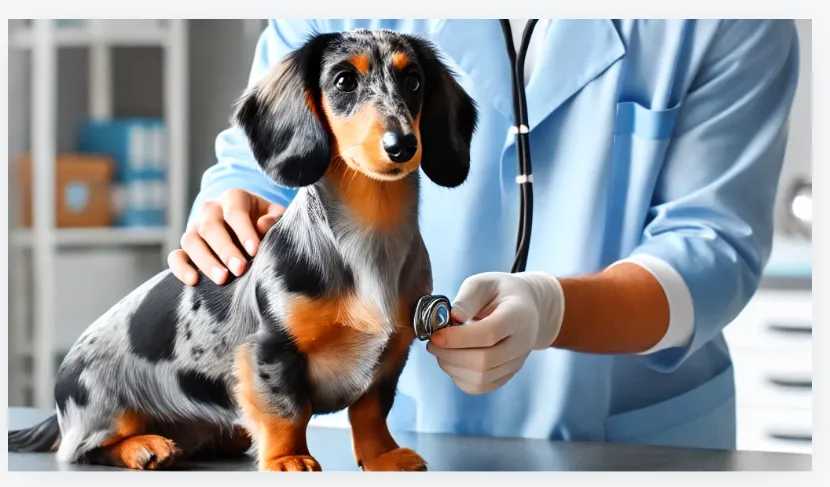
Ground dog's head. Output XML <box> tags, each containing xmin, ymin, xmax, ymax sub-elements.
<box><xmin>232</xmin><ymin>29</ymin><xmax>478</xmax><ymax>188</ymax></box>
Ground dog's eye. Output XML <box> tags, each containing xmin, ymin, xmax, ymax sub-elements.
<box><xmin>405</xmin><ymin>73</ymin><xmax>421</xmax><ymax>92</ymax></box>
<box><xmin>335</xmin><ymin>73</ymin><xmax>358</xmax><ymax>93</ymax></box>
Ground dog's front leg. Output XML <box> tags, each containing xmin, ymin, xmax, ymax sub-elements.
<box><xmin>348</xmin><ymin>325</ymin><xmax>427</xmax><ymax>472</ymax></box>
<box><xmin>234</xmin><ymin>343</ymin><xmax>320</xmax><ymax>472</ymax></box>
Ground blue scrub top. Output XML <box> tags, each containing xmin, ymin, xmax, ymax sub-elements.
<box><xmin>192</xmin><ymin>19</ymin><xmax>799</xmax><ymax>450</ymax></box>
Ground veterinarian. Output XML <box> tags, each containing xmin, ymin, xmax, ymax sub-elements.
<box><xmin>169</xmin><ymin>19</ymin><xmax>799</xmax><ymax>450</ymax></box>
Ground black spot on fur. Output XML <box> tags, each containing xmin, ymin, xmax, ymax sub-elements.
<box><xmin>87</xmin><ymin>337</ymin><xmax>96</xmax><ymax>345</ymax></box>
<box><xmin>376</xmin><ymin>373</ymin><xmax>401</xmax><ymax>419</ymax></box>
<box><xmin>254</xmin><ymin>329</ymin><xmax>308</xmax><ymax>418</ymax></box>
<box><xmin>192</xmin><ymin>271</ymin><xmax>239</xmax><ymax>324</ymax></box>
<box><xmin>269</xmin><ymin>229</ymin><xmax>327</xmax><ymax>298</ymax></box>
<box><xmin>213</xmin><ymin>337</ymin><xmax>228</xmax><ymax>357</ymax></box>
<box><xmin>192</xmin><ymin>298</ymin><xmax>202</xmax><ymax>312</ymax></box>
<box><xmin>55</xmin><ymin>358</ymin><xmax>89</xmax><ymax>413</ymax></box>
<box><xmin>259</xmin><ymin>372</ymin><xmax>270</xmax><ymax>380</ymax></box>
<box><xmin>128</xmin><ymin>272</ymin><xmax>182</xmax><ymax>362</ymax></box>
<box><xmin>177</xmin><ymin>369</ymin><xmax>234</xmax><ymax>410</ymax></box>
<box><xmin>116</xmin><ymin>391</ymin><xmax>131</xmax><ymax>408</ymax></box>
<box><xmin>192</xmin><ymin>347</ymin><xmax>204</xmax><ymax>360</ymax></box>
<box><xmin>257</xmin><ymin>327</ymin><xmax>300</xmax><ymax>366</ymax></box>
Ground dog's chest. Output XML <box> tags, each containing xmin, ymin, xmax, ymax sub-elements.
<box><xmin>306</xmin><ymin>326</ymin><xmax>387</xmax><ymax>413</ymax></box>
<box><xmin>283</xmin><ymin>295</ymin><xmax>394</xmax><ymax>413</ymax></box>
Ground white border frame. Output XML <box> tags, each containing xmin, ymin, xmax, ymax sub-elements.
<box><xmin>1</xmin><ymin>0</ymin><xmax>823</xmax><ymax>484</ymax></box>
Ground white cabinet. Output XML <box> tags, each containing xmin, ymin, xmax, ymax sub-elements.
<box><xmin>724</xmin><ymin>286</ymin><xmax>812</xmax><ymax>454</ymax></box>
<box><xmin>7</xmin><ymin>19</ymin><xmax>189</xmax><ymax>409</ymax></box>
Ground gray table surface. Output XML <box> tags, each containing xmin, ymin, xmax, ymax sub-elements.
<box><xmin>7</xmin><ymin>407</ymin><xmax>811</xmax><ymax>472</ymax></box>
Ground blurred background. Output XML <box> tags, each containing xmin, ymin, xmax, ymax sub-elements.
<box><xmin>6</xmin><ymin>20</ymin><xmax>813</xmax><ymax>455</ymax></box>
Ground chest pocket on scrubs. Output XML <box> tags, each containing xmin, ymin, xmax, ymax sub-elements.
<box><xmin>602</xmin><ymin>100</ymin><xmax>683</xmax><ymax>261</ymax></box>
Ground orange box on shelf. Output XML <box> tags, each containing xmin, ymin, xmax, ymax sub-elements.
<box><xmin>17</xmin><ymin>153</ymin><xmax>115</xmax><ymax>228</ymax></box>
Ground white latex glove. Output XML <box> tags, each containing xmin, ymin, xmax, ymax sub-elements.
<box><xmin>426</xmin><ymin>271</ymin><xmax>565</xmax><ymax>395</ymax></box>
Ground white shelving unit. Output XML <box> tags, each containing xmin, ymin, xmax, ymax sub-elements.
<box><xmin>9</xmin><ymin>20</ymin><xmax>189</xmax><ymax>409</ymax></box>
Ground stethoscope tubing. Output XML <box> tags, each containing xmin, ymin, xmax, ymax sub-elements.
<box><xmin>499</xmin><ymin>19</ymin><xmax>537</xmax><ymax>274</ymax></box>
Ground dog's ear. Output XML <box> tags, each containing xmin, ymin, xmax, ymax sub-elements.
<box><xmin>231</xmin><ymin>34</ymin><xmax>336</xmax><ymax>188</ymax></box>
<box><xmin>409</xmin><ymin>37</ymin><xmax>479</xmax><ymax>188</ymax></box>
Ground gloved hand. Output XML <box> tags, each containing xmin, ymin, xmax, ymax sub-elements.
<box><xmin>426</xmin><ymin>272</ymin><xmax>566</xmax><ymax>395</ymax></box>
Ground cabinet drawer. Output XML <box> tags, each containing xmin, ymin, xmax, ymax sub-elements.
<box><xmin>731</xmin><ymin>347</ymin><xmax>812</xmax><ymax>410</ymax></box>
<box><xmin>724</xmin><ymin>290</ymin><xmax>812</xmax><ymax>351</ymax></box>
<box><xmin>736</xmin><ymin>406</ymin><xmax>812</xmax><ymax>454</ymax></box>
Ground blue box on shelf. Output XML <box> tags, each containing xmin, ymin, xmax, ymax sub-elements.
<box><xmin>77</xmin><ymin>118</ymin><xmax>167</xmax><ymax>228</ymax></box>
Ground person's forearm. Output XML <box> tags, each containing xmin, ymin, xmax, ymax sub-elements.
<box><xmin>550</xmin><ymin>263</ymin><xmax>670</xmax><ymax>355</ymax></box>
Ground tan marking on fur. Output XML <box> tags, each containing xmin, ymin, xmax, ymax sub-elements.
<box><xmin>286</xmin><ymin>295</ymin><xmax>385</xmax><ymax>346</ymax></box>
<box><xmin>94</xmin><ymin>435</ymin><xmax>181</xmax><ymax>470</ymax></box>
<box><xmin>391</xmin><ymin>52</ymin><xmax>410</xmax><ymax>70</ymax></box>
<box><xmin>304</xmin><ymin>88</ymin><xmax>321</xmax><ymax>121</ymax></box>
<box><xmin>326</xmin><ymin>156</ymin><xmax>417</xmax><ymax>231</ymax></box>
<box><xmin>348</xmin><ymin>387</ymin><xmax>400</xmax><ymax>468</ymax></box>
<box><xmin>99</xmin><ymin>410</ymin><xmax>145</xmax><ymax>447</ymax></box>
<box><xmin>282</xmin><ymin>295</ymin><xmax>385</xmax><ymax>380</ymax></box>
<box><xmin>350</xmin><ymin>54</ymin><xmax>370</xmax><ymax>75</ymax></box>
<box><xmin>359</xmin><ymin>447</ymin><xmax>427</xmax><ymax>471</ymax></box>
<box><xmin>233</xmin><ymin>344</ymin><xmax>320</xmax><ymax>471</ymax></box>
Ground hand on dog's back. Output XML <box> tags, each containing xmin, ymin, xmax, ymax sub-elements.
<box><xmin>168</xmin><ymin>188</ymin><xmax>285</xmax><ymax>286</ymax></box>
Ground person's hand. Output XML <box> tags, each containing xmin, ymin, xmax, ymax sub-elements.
<box><xmin>426</xmin><ymin>272</ymin><xmax>565</xmax><ymax>395</ymax></box>
<box><xmin>168</xmin><ymin>188</ymin><xmax>286</xmax><ymax>285</ymax></box>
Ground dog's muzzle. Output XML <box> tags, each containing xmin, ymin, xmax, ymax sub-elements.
<box><xmin>413</xmin><ymin>295</ymin><xmax>453</xmax><ymax>341</ymax></box>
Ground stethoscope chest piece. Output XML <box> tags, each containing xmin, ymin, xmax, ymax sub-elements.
<box><xmin>413</xmin><ymin>295</ymin><xmax>453</xmax><ymax>341</ymax></box>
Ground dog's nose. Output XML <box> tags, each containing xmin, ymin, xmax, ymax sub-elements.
<box><xmin>382</xmin><ymin>132</ymin><xmax>418</xmax><ymax>163</ymax></box>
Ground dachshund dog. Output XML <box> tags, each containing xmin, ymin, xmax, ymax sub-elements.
<box><xmin>8</xmin><ymin>29</ymin><xmax>478</xmax><ymax>472</ymax></box>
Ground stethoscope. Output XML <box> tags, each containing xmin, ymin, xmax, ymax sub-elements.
<box><xmin>414</xmin><ymin>19</ymin><xmax>538</xmax><ymax>341</ymax></box>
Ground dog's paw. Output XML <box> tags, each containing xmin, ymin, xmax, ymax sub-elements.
<box><xmin>359</xmin><ymin>447</ymin><xmax>427</xmax><ymax>472</ymax></box>
<box><xmin>261</xmin><ymin>454</ymin><xmax>322</xmax><ymax>472</ymax></box>
<box><xmin>114</xmin><ymin>435</ymin><xmax>181</xmax><ymax>470</ymax></box>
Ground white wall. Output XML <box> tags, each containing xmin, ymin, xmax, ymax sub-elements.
<box><xmin>188</xmin><ymin>20</ymin><xmax>265</xmax><ymax>204</ymax></box>
<box><xmin>774</xmin><ymin>19</ymin><xmax>812</xmax><ymax>229</ymax></box>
